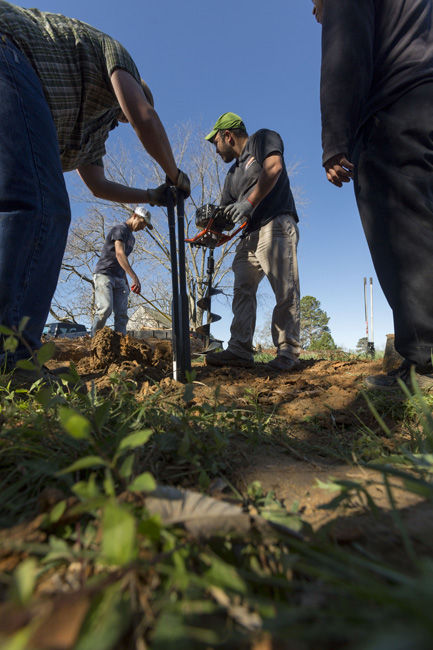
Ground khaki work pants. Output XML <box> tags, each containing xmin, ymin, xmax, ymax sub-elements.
<box><xmin>227</xmin><ymin>214</ymin><xmax>301</xmax><ymax>362</ymax></box>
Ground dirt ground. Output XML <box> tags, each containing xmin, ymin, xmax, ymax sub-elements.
<box><xmin>46</xmin><ymin>329</ymin><xmax>433</xmax><ymax>561</ymax></box>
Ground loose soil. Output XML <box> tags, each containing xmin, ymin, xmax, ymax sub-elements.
<box><xmin>46</xmin><ymin>328</ymin><xmax>433</xmax><ymax>562</ymax></box>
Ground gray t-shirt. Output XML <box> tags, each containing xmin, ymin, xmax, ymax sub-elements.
<box><xmin>94</xmin><ymin>223</ymin><xmax>135</xmax><ymax>279</ymax></box>
<box><xmin>221</xmin><ymin>129</ymin><xmax>298</xmax><ymax>235</ymax></box>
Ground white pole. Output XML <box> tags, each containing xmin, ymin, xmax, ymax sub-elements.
<box><xmin>370</xmin><ymin>278</ymin><xmax>374</xmax><ymax>344</ymax></box>
<box><xmin>364</xmin><ymin>277</ymin><xmax>369</xmax><ymax>341</ymax></box>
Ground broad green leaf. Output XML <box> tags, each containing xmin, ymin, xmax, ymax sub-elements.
<box><xmin>49</xmin><ymin>500</ymin><xmax>67</xmax><ymax>523</ymax></box>
<box><xmin>41</xmin><ymin>536</ymin><xmax>74</xmax><ymax>565</ymax></box>
<box><xmin>15</xmin><ymin>359</ymin><xmax>36</xmax><ymax>371</ymax></box>
<box><xmin>35</xmin><ymin>387</ymin><xmax>53</xmax><ymax>409</ymax></box>
<box><xmin>72</xmin><ymin>474</ymin><xmax>102</xmax><ymax>501</ymax></box>
<box><xmin>203</xmin><ymin>555</ymin><xmax>247</xmax><ymax>594</ymax></box>
<box><xmin>73</xmin><ymin>584</ymin><xmax>131</xmax><ymax>650</ymax></box>
<box><xmin>128</xmin><ymin>472</ymin><xmax>156</xmax><ymax>493</ymax></box>
<box><xmin>183</xmin><ymin>383</ymin><xmax>194</xmax><ymax>402</ymax></box>
<box><xmin>101</xmin><ymin>502</ymin><xmax>137</xmax><ymax>565</ymax></box>
<box><xmin>137</xmin><ymin>514</ymin><xmax>162</xmax><ymax>541</ymax></box>
<box><xmin>68</xmin><ymin>497</ymin><xmax>107</xmax><ymax>516</ymax></box>
<box><xmin>13</xmin><ymin>558</ymin><xmax>37</xmax><ymax>605</ymax></box>
<box><xmin>59</xmin><ymin>407</ymin><xmax>91</xmax><ymax>439</ymax></box>
<box><xmin>315</xmin><ymin>478</ymin><xmax>342</xmax><ymax>493</ymax></box>
<box><xmin>0</xmin><ymin>324</ymin><xmax>14</xmax><ymax>335</ymax></box>
<box><xmin>17</xmin><ymin>316</ymin><xmax>30</xmax><ymax>334</ymax></box>
<box><xmin>116</xmin><ymin>428</ymin><xmax>153</xmax><ymax>453</ymax></box>
<box><xmin>185</xmin><ymin>369</ymin><xmax>197</xmax><ymax>383</ymax></box>
<box><xmin>103</xmin><ymin>469</ymin><xmax>116</xmax><ymax>497</ymax></box>
<box><xmin>36</xmin><ymin>341</ymin><xmax>56</xmax><ymax>365</ymax></box>
<box><xmin>3</xmin><ymin>336</ymin><xmax>18</xmax><ymax>352</ymax></box>
<box><xmin>261</xmin><ymin>510</ymin><xmax>304</xmax><ymax>533</ymax></box>
<box><xmin>57</xmin><ymin>455</ymin><xmax>107</xmax><ymax>475</ymax></box>
<box><xmin>118</xmin><ymin>454</ymin><xmax>134</xmax><ymax>480</ymax></box>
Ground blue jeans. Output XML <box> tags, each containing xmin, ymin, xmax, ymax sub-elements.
<box><xmin>0</xmin><ymin>34</ymin><xmax>71</xmax><ymax>367</ymax></box>
<box><xmin>92</xmin><ymin>273</ymin><xmax>130</xmax><ymax>335</ymax></box>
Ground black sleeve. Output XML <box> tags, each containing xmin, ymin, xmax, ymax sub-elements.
<box><xmin>250</xmin><ymin>130</ymin><xmax>284</xmax><ymax>165</ymax></box>
<box><xmin>320</xmin><ymin>0</ymin><xmax>374</xmax><ymax>164</ymax></box>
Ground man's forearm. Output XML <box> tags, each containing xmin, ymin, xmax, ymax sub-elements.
<box><xmin>110</xmin><ymin>70</ymin><xmax>179</xmax><ymax>182</ymax></box>
<box><xmin>131</xmin><ymin>112</ymin><xmax>179</xmax><ymax>183</ymax></box>
<box><xmin>115</xmin><ymin>251</ymin><xmax>136</xmax><ymax>280</ymax></box>
<box><xmin>77</xmin><ymin>165</ymin><xmax>151</xmax><ymax>202</ymax></box>
<box><xmin>247</xmin><ymin>156</ymin><xmax>282</xmax><ymax>207</ymax></box>
<box><xmin>90</xmin><ymin>179</ymin><xmax>151</xmax><ymax>203</ymax></box>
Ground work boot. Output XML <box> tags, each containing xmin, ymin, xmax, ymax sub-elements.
<box><xmin>364</xmin><ymin>359</ymin><xmax>433</xmax><ymax>392</ymax></box>
<box><xmin>205</xmin><ymin>349</ymin><xmax>254</xmax><ymax>369</ymax></box>
<box><xmin>267</xmin><ymin>355</ymin><xmax>298</xmax><ymax>372</ymax></box>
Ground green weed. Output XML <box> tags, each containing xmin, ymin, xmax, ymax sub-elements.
<box><xmin>1</xmin><ymin>337</ymin><xmax>433</xmax><ymax>649</ymax></box>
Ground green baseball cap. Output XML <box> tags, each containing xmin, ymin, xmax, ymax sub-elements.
<box><xmin>205</xmin><ymin>112</ymin><xmax>246</xmax><ymax>142</ymax></box>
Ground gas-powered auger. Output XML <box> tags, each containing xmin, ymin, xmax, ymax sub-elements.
<box><xmin>185</xmin><ymin>203</ymin><xmax>247</xmax><ymax>249</ymax></box>
<box><xmin>186</xmin><ymin>204</ymin><xmax>247</xmax><ymax>353</ymax></box>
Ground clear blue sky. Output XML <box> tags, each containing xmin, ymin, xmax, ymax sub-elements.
<box><xmin>16</xmin><ymin>0</ymin><xmax>393</xmax><ymax>351</ymax></box>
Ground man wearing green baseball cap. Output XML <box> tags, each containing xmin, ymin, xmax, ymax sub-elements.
<box><xmin>204</xmin><ymin>113</ymin><xmax>301</xmax><ymax>372</ymax></box>
<box><xmin>204</xmin><ymin>112</ymin><xmax>247</xmax><ymax>143</ymax></box>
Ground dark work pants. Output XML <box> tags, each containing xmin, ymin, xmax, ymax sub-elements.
<box><xmin>352</xmin><ymin>83</ymin><xmax>433</xmax><ymax>369</ymax></box>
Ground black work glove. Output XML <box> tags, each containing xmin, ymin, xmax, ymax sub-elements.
<box><xmin>147</xmin><ymin>183</ymin><xmax>175</xmax><ymax>207</ymax></box>
<box><xmin>165</xmin><ymin>168</ymin><xmax>191</xmax><ymax>198</ymax></box>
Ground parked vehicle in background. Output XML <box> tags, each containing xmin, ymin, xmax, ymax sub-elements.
<box><xmin>43</xmin><ymin>322</ymin><xmax>88</xmax><ymax>339</ymax></box>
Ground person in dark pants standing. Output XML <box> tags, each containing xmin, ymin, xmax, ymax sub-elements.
<box><xmin>312</xmin><ymin>0</ymin><xmax>433</xmax><ymax>391</ymax></box>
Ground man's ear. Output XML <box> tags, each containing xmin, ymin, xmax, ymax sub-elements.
<box><xmin>225</xmin><ymin>130</ymin><xmax>235</xmax><ymax>145</ymax></box>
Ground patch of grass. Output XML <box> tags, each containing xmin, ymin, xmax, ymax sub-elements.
<box><xmin>253</xmin><ymin>352</ymin><xmax>274</xmax><ymax>364</ymax></box>
<box><xmin>1</xmin><ymin>337</ymin><xmax>433</xmax><ymax>649</ymax></box>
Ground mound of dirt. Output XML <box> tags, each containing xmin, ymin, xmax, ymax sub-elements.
<box><xmin>47</xmin><ymin>331</ymin><xmax>383</xmax><ymax>420</ymax></box>
<box><xmin>47</xmin><ymin>328</ymin><xmax>175</xmax><ymax>390</ymax></box>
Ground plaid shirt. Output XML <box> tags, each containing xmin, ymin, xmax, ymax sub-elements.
<box><xmin>0</xmin><ymin>1</ymin><xmax>141</xmax><ymax>171</ymax></box>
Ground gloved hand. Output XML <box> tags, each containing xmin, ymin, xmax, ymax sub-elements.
<box><xmin>166</xmin><ymin>168</ymin><xmax>191</xmax><ymax>198</ymax></box>
<box><xmin>147</xmin><ymin>183</ymin><xmax>175</xmax><ymax>207</ymax></box>
<box><xmin>224</xmin><ymin>199</ymin><xmax>253</xmax><ymax>224</ymax></box>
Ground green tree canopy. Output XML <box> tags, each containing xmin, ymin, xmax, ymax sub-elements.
<box><xmin>356</xmin><ymin>337</ymin><xmax>368</xmax><ymax>354</ymax></box>
<box><xmin>309</xmin><ymin>331</ymin><xmax>337</xmax><ymax>351</ymax></box>
<box><xmin>300</xmin><ymin>296</ymin><xmax>333</xmax><ymax>349</ymax></box>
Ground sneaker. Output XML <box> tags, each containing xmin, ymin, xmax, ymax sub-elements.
<box><xmin>267</xmin><ymin>355</ymin><xmax>297</xmax><ymax>372</ymax></box>
<box><xmin>364</xmin><ymin>360</ymin><xmax>433</xmax><ymax>392</ymax></box>
<box><xmin>205</xmin><ymin>349</ymin><xmax>254</xmax><ymax>368</ymax></box>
